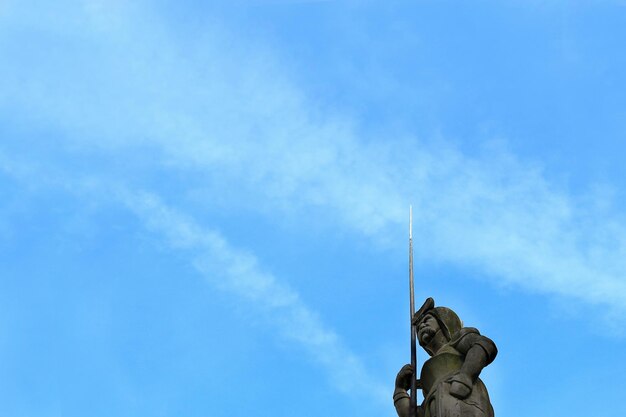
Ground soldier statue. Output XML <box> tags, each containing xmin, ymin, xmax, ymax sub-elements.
<box><xmin>393</xmin><ymin>297</ymin><xmax>498</xmax><ymax>417</ymax></box>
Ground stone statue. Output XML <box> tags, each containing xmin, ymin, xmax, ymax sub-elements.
<box><xmin>393</xmin><ymin>297</ymin><xmax>497</xmax><ymax>417</ymax></box>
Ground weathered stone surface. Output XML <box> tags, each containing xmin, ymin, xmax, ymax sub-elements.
<box><xmin>393</xmin><ymin>298</ymin><xmax>497</xmax><ymax>417</ymax></box>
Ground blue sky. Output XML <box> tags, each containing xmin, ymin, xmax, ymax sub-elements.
<box><xmin>1</xmin><ymin>1</ymin><xmax>626</xmax><ymax>416</ymax></box>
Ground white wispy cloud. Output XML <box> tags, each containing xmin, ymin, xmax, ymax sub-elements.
<box><xmin>118</xmin><ymin>189</ymin><xmax>389</xmax><ymax>403</ymax></box>
<box><xmin>0</xmin><ymin>153</ymin><xmax>391</xmax><ymax>405</ymax></box>
<box><xmin>2</xmin><ymin>0</ymin><xmax>626</xmax><ymax>322</ymax></box>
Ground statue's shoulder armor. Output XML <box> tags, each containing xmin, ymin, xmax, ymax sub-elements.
<box><xmin>450</xmin><ymin>327</ymin><xmax>497</xmax><ymax>364</ymax></box>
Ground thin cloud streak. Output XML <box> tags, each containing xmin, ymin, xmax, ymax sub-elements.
<box><xmin>0</xmin><ymin>157</ymin><xmax>390</xmax><ymax>406</ymax></box>
<box><xmin>118</xmin><ymin>190</ymin><xmax>390</xmax><ymax>404</ymax></box>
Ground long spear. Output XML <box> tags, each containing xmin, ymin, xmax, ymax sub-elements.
<box><xmin>408</xmin><ymin>205</ymin><xmax>417</xmax><ymax>417</ymax></box>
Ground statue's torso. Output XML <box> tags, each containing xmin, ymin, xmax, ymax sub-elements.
<box><xmin>420</xmin><ymin>346</ymin><xmax>494</xmax><ymax>417</ymax></box>
<box><xmin>420</xmin><ymin>348</ymin><xmax>464</xmax><ymax>398</ymax></box>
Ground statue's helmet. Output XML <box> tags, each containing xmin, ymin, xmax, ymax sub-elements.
<box><xmin>412</xmin><ymin>297</ymin><xmax>462</xmax><ymax>341</ymax></box>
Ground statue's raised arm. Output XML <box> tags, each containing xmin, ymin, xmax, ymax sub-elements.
<box><xmin>393</xmin><ymin>297</ymin><xmax>497</xmax><ymax>417</ymax></box>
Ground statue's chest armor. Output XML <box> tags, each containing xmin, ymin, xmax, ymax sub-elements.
<box><xmin>420</xmin><ymin>350</ymin><xmax>463</xmax><ymax>397</ymax></box>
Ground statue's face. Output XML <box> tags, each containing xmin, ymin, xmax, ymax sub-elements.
<box><xmin>417</xmin><ymin>313</ymin><xmax>440</xmax><ymax>347</ymax></box>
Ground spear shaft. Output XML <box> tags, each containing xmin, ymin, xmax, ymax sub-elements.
<box><xmin>409</xmin><ymin>206</ymin><xmax>417</xmax><ymax>417</ymax></box>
